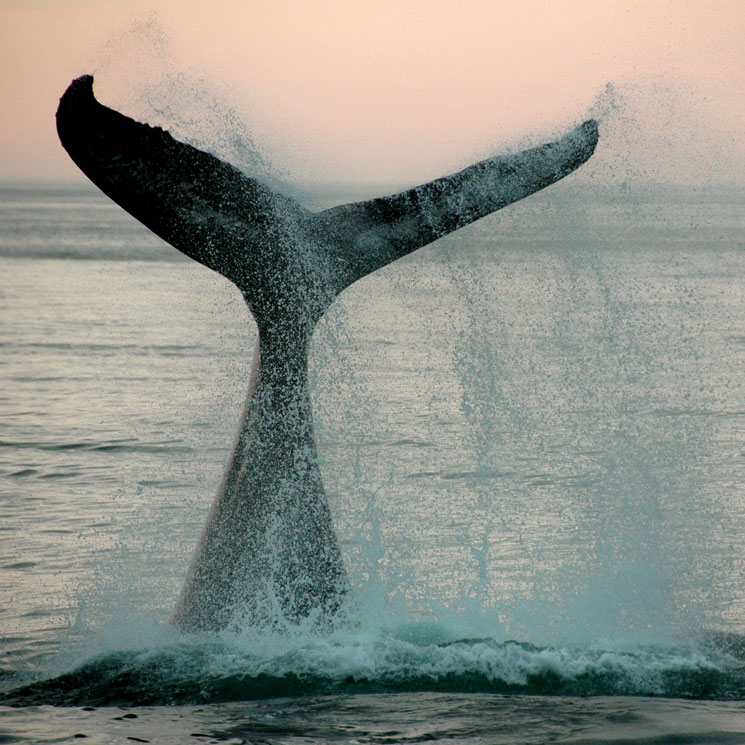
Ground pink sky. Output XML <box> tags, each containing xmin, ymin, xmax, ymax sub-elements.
<box><xmin>1</xmin><ymin>0</ymin><xmax>744</xmax><ymax>184</ymax></box>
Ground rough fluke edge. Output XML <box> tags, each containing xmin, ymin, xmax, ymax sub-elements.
<box><xmin>57</xmin><ymin>75</ymin><xmax>598</xmax><ymax>632</ymax></box>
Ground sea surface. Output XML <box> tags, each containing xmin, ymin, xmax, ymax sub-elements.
<box><xmin>1</xmin><ymin>180</ymin><xmax>745</xmax><ymax>742</ymax></box>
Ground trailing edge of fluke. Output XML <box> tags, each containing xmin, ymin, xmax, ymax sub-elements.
<box><xmin>56</xmin><ymin>74</ymin><xmax>599</xmax><ymax>632</ymax></box>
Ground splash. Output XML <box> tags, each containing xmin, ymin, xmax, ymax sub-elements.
<box><xmin>90</xmin><ymin>13</ymin><xmax>290</xmax><ymax>195</ymax></box>
<box><xmin>3</xmin><ymin>606</ymin><xmax>744</xmax><ymax>706</ymax></box>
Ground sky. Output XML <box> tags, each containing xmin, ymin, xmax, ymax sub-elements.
<box><xmin>1</xmin><ymin>0</ymin><xmax>744</xmax><ymax>185</ymax></box>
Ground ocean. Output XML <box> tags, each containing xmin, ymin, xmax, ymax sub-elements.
<box><xmin>1</xmin><ymin>180</ymin><xmax>745</xmax><ymax>742</ymax></box>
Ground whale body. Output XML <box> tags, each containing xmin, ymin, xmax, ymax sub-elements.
<box><xmin>56</xmin><ymin>75</ymin><xmax>598</xmax><ymax>632</ymax></box>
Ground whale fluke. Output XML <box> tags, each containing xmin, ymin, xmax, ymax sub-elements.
<box><xmin>318</xmin><ymin>119</ymin><xmax>599</xmax><ymax>289</ymax></box>
<box><xmin>56</xmin><ymin>75</ymin><xmax>598</xmax><ymax>631</ymax></box>
<box><xmin>55</xmin><ymin>75</ymin><xmax>312</xmax><ymax>309</ymax></box>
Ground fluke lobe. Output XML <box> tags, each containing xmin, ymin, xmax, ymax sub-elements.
<box><xmin>56</xmin><ymin>75</ymin><xmax>598</xmax><ymax>632</ymax></box>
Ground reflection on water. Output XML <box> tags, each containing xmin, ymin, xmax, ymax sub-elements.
<box><xmin>2</xmin><ymin>693</ymin><xmax>743</xmax><ymax>745</ymax></box>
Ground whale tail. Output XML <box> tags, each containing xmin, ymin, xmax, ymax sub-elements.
<box><xmin>57</xmin><ymin>75</ymin><xmax>598</xmax><ymax>324</ymax></box>
<box><xmin>56</xmin><ymin>75</ymin><xmax>598</xmax><ymax>631</ymax></box>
